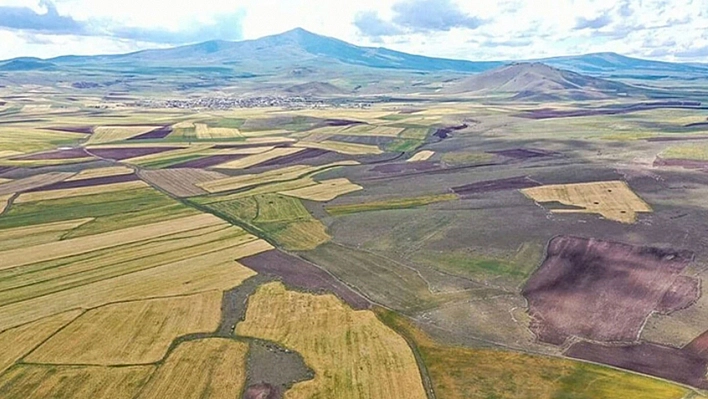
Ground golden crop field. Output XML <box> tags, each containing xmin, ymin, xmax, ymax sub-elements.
<box><xmin>0</xmin><ymin>172</ymin><xmax>73</xmax><ymax>196</ymax></box>
<box><xmin>342</xmin><ymin>124</ymin><xmax>405</xmax><ymax>137</ymax></box>
<box><xmin>199</xmin><ymin>161</ymin><xmax>359</xmax><ymax>193</ymax></box>
<box><xmin>0</xmin><ymin>215</ymin><xmax>267</xmax><ymax>330</ymax></box>
<box><xmin>280</xmin><ymin>178</ymin><xmax>363</xmax><ymax>201</ymax></box>
<box><xmin>0</xmin><ymin>365</ymin><xmax>154</xmax><ymax>399</ymax></box>
<box><xmin>88</xmin><ymin>126</ymin><xmax>156</xmax><ymax>144</ymax></box>
<box><xmin>27</xmin><ymin>292</ymin><xmax>222</xmax><ymax>365</ymax></box>
<box><xmin>140</xmin><ymin>168</ymin><xmax>228</xmax><ymax>197</ymax></box>
<box><xmin>214</xmin><ymin>147</ymin><xmax>306</xmax><ymax>169</ymax></box>
<box><xmin>236</xmin><ymin>282</ymin><xmax>427</xmax><ymax>399</ymax></box>
<box><xmin>137</xmin><ymin>339</ymin><xmax>248</xmax><ymax>399</ymax></box>
<box><xmin>521</xmin><ymin>180</ymin><xmax>652</xmax><ymax>223</ymax></box>
<box><xmin>0</xmin><ymin>213</ymin><xmax>222</xmax><ymax>270</ymax></box>
<box><xmin>15</xmin><ymin>180</ymin><xmax>148</xmax><ymax>203</ymax></box>
<box><xmin>65</xmin><ymin>166</ymin><xmax>134</xmax><ymax>181</ymax></box>
<box><xmin>0</xmin><ymin>177</ymin><xmax>11</xmax><ymax>184</ymax></box>
<box><xmin>195</xmin><ymin>123</ymin><xmax>242</xmax><ymax>139</ymax></box>
<box><xmin>295</xmin><ymin>140</ymin><xmax>383</xmax><ymax>155</ymax></box>
<box><xmin>123</xmin><ymin>144</ymin><xmax>214</xmax><ymax>165</ymax></box>
<box><xmin>0</xmin><ymin>310</ymin><xmax>81</xmax><ymax>374</ymax></box>
<box><xmin>196</xmin><ymin>176</ymin><xmax>317</xmax><ymax>203</ymax></box>
<box><xmin>407</xmin><ymin>150</ymin><xmax>435</xmax><ymax>162</ymax></box>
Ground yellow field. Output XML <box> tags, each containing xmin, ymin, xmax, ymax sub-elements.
<box><xmin>0</xmin><ymin>218</ymin><xmax>93</xmax><ymax>251</ymax></box>
<box><xmin>27</xmin><ymin>293</ymin><xmax>221</xmax><ymax>365</ymax></box>
<box><xmin>65</xmin><ymin>166</ymin><xmax>134</xmax><ymax>181</ymax></box>
<box><xmin>342</xmin><ymin>124</ymin><xmax>405</xmax><ymax>137</ymax></box>
<box><xmin>236</xmin><ymin>282</ymin><xmax>427</xmax><ymax>399</ymax></box>
<box><xmin>0</xmin><ymin>238</ymin><xmax>266</xmax><ymax>330</ymax></box>
<box><xmin>521</xmin><ymin>180</ymin><xmax>652</xmax><ymax>223</ymax></box>
<box><xmin>408</xmin><ymin>150</ymin><xmax>435</xmax><ymax>162</ymax></box>
<box><xmin>199</xmin><ymin>161</ymin><xmax>359</xmax><ymax>193</ymax></box>
<box><xmin>280</xmin><ymin>178</ymin><xmax>363</xmax><ymax>201</ymax></box>
<box><xmin>0</xmin><ymin>150</ymin><xmax>23</xmax><ymax>158</ymax></box>
<box><xmin>195</xmin><ymin>123</ymin><xmax>242</xmax><ymax>139</ymax></box>
<box><xmin>214</xmin><ymin>147</ymin><xmax>306</xmax><ymax>169</ymax></box>
<box><xmin>200</xmin><ymin>176</ymin><xmax>317</xmax><ymax>202</ymax></box>
<box><xmin>15</xmin><ymin>180</ymin><xmax>148</xmax><ymax>203</ymax></box>
<box><xmin>0</xmin><ymin>172</ymin><xmax>73</xmax><ymax>196</ymax></box>
<box><xmin>0</xmin><ymin>213</ymin><xmax>222</xmax><ymax>270</ymax></box>
<box><xmin>0</xmin><ymin>311</ymin><xmax>81</xmax><ymax>374</ymax></box>
<box><xmin>295</xmin><ymin>140</ymin><xmax>383</xmax><ymax>155</ymax></box>
<box><xmin>0</xmin><ymin>177</ymin><xmax>11</xmax><ymax>184</ymax></box>
<box><xmin>137</xmin><ymin>339</ymin><xmax>248</xmax><ymax>399</ymax></box>
<box><xmin>0</xmin><ymin>365</ymin><xmax>154</xmax><ymax>399</ymax></box>
<box><xmin>88</xmin><ymin>126</ymin><xmax>156</xmax><ymax>144</ymax></box>
<box><xmin>0</xmin><ymin>193</ymin><xmax>11</xmax><ymax>213</ymax></box>
<box><xmin>270</xmin><ymin>220</ymin><xmax>331</xmax><ymax>251</ymax></box>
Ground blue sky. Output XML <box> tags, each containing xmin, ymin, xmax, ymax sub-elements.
<box><xmin>0</xmin><ymin>0</ymin><xmax>705</xmax><ymax>62</ymax></box>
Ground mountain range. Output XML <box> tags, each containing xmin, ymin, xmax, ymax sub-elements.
<box><xmin>1</xmin><ymin>28</ymin><xmax>706</xmax><ymax>80</ymax></box>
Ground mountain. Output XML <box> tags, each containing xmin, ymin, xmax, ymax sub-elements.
<box><xmin>538</xmin><ymin>52</ymin><xmax>708</xmax><ymax>78</ymax></box>
<box><xmin>443</xmin><ymin>62</ymin><xmax>636</xmax><ymax>101</ymax></box>
<box><xmin>284</xmin><ymin>81</ymin><xmax>348</xmax><ymax>96</ymax></box>
<box><xmin>46</xmin><ymin>28</ymin><xmax>502</xmax><ymax>73</ymax></box>
<box><xmin>0</xmin><ymin>58</ymin><xmax>56</xmax><ymax>71</ymax></box>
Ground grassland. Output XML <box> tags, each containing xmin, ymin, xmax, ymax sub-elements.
<box><xmin>194</xmin><ymin>122</ymin><xmax>242</xmax><ymax>139</ymax></box>
<box><xmin>279</xmin><ymin>178</ymin><xmax>362</xmax><ymax>201</ymax></box>
<box><xmin>326</xmin><ymin>193</ymin><xmax>458</xmax><ymax>216</ymax></box>
<box><xmin>521</xmin><ymin>180</ymin><xmax>652</xmax><ymax>223</ymax></box>
<box><xmin>137</xmin><ymin>339</ymin><xmax>248</xmax><ymax>399</ymax></box>
<box><xmin>26</xmin><ymin>292</ymin><xmax>222</xmax><ymax>365</ymax></box>
<box><xmin>198</xmin><ymin>193</ymin><xmax>331</xmax><ymax>251</ymax></box>
<box><xmin>376</xmin><ymin>309</ymin><xmax>700</xmax><ymax>399</ymax></box>
<box><xmin>662</xmin><ymin>144</ymin><xmax>708</xmax><ymax>161</ymax></box>
<box><xmin>236</xmin><ymin>282</ymin><xmax>427</xmax><ymax>399</ymax></box>
<box><xmin>0</xmin><ymin>127</ymin><xmax>81</xmax><ymax>156</ymax></box>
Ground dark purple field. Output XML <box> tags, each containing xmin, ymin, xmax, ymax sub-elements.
<box><xmin>126</xmin><ymin>126</ymin><xmax>173</xmax><ymax>140</ymax></box>
<box><xmin>44</xmin><ymin>126</ymin><xmax>94</xmax><ymax>134</ymax></box>
<box><xmin>524</xmin><ymin>236</ymin><xmax>695</xmax><ymax>345</ymax></box>
<box><xmin>87</xmin><ymin>147</ymin><xmax>179</xmax><ymax>160</ymax></box>
<box><xmin>239</xmin><ymin>250</ymin><xmax>371</xmax><ymax>310</ymax></box>
<box><xmin>212</xmin><ymin>143</ymin><xmax>291</xmax><ymax>149</ymax></box>
<box><xmin>434</xmin><ymin>124</ymin><xmax>468</xmax><ymax>139</ymax></box>
<box><xmin>452</xmin><ymin>176</ymin><xmax>540</xmax><ymax>196</ymax></box>
<box><xmin>14</xmin><ymin>147</ymin><xmax>90</xmax><ymax>160</ymax></box>
<box><xmin>372</xmin><ymin>161</ymin><xmax>439</xmax><ymax>174</ymax></box>
<box><xmin>519</xmin><ymin>101</ymin><xmax>704</xmax><ymax>119</ymax></box>
<box><xmin>26</xmin><ymin>173</ymin><xmax>138</xmax><ymax>192</ymax></box>
<box><xmin>565</xmin><ymin>341</ymin><xmax>708</xmax><ymax>389</ymax></box>
<box><xmin>490</xmin><ymin>148</ymin><xmax>555</xmax><ymax>159</ymax></box>
<box><xmin>323</xmin><ymin>119</ymin><xmax>365</xmax><ymax>127</ymax></box>
<box><xmin>252</xmin><ymin>148</ymin><xmax>330</xmax><ymax>168</ymax></box>
<box><xmin>168</xmin><ymin>154</ymin><xmax>247</xmax><ymax>169</ymax></box>
<box><xmin>656</xmin><ymin>275</ymin><xmax>701</xmax><ymax>313</ymax></box>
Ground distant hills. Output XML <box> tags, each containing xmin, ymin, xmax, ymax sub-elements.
<box><xmin>1</xmin><ymin>28</ymin><xmax>705</xmax><ymax>80</ymax></box>
<box><xmin>444</xmin><ymin>63</ymin><xmax>637</xmax><ymax>101</ymax></box>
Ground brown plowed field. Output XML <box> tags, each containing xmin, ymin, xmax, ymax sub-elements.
<box><xmin>140</xmin><ymin>168</ymin><xmax>228</xmax><ymax>197</ymax></box>
<box><xmin>239</xmin><ymin>249</ymin><xmax>370</xmax><ymax>310</ymax></box>
<box><xmin>523</xmin><ymin>236</ymin><xmax>695</xmax><ymax>344</ymax></box>
<box><xmin>656</xmin><ymin>275</ymin><xmax>701</xmax><ymax>313</ymax></box>
<box><xmin>453</xmin><ymin>176</ymin><xmax>540</xmax><ymax>196</ymax></box>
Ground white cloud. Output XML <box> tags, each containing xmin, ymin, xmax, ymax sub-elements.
<box><xmin>0</xmin><ymin>0</ymin><xmax>706</xmax><ymax>62</ymax></box>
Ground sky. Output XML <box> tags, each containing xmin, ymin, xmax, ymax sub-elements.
<box><xmin>0</xmin><ymin>0</ymin><xmax>706</xmax><ymax>62</ymax></box>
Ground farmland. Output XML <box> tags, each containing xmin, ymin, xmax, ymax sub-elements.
<box><xmin>4</xmin><ymin>40</ymin><xmax>708</xmax><ymax>399</ymax></box>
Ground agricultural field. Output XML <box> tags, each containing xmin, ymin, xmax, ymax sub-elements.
<box><xmin>5</xmin><ymin>46</ymin><xmax>708</xmax><ymax>399</ymax></box>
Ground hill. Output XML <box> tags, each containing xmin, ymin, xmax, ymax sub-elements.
<box><xmin>283</xmin><ymin>81</ymin><xmax>348</xmax><ymax>96</ymax></box>
<box><xmin>539</xmin><ymin>52</ymin><xmax>708</xmax><ymax>78</ymax></box>
<box><xmin>0</xmin><ymin>58</ymin><xmax>56</xmax><ymax>72</ymax></box>
<box><xmin>443</xmin><ymin>62</ymin><xmax>636</xmax><ymax>100</ymax></box>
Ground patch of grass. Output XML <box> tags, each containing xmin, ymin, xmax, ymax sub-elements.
<box><xmin>204</xmin><ymin>118</ymin><xmax>246</xmax><ymax>129</ymax></box>
<box><xmin>326</xmin><ymin>193</ymin><xmax>457</xmax><ymax>216</ymax></box>
<box><xmin>663</xmin><ymin>144</ymin><xmax>708</xmax><ymax>161</ymax></box>
<box><xmin>138</xmin><ymin>153</ymin><xmax>206</xmax><ymax>169</ymax></box>
<box><xmin>441</xmin><ymin>151</ymin><xmax>495</xmax><ymax>166</ymax></box>
<box><xmin>400</xmin><ymin>127</ymin><xmax>431</xmax><ymax>140</ymax></box>
<box><xmin>0</xmin><ymin>187</ymin><xmax>195</xmax><ymax>234</ymax></box>
<box><xmin>386</xmin><ymin>138</ymin><xmax>423</xmax><ymax>152</ymax></box>
<box><xmin>375</xmin><ymin>308</ymin><xmax>697</xmax><ymax>399</ymax></box>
